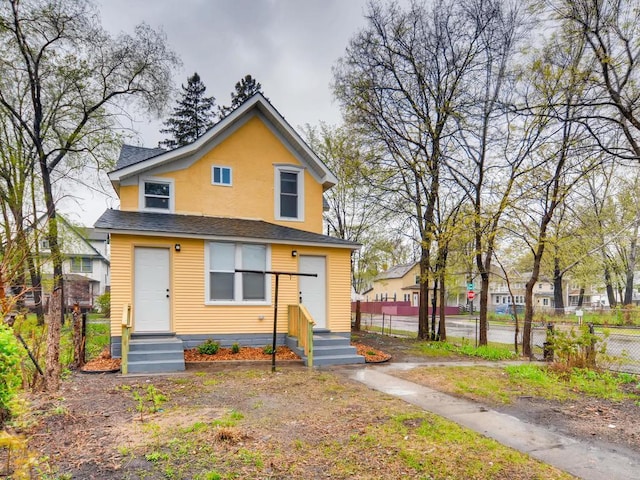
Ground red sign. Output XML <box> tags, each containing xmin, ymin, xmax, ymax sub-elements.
<box><xmin>467</xmin><ymin>290</ymin><xmax>475</xmax><ymax>300</ymax></box>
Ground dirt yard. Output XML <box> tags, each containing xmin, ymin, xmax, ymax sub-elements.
<box><xmin>2</xmin><ymin>331</ymin><xmax>638</xmax><ymax>479</ymax></box>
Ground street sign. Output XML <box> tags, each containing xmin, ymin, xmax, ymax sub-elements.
<box><xmin>467</xmin><ymin>291</ymin><xmax>475</xmax><ymax>301</ymax></box>
<box><xmin>467</xmin><ymin>283</ymin><xmax>474</xmax><ymax>290</ymax></box>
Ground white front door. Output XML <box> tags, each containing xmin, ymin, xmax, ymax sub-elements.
<box><xmin>134</xmin><ymin>247</ymin><xmax>171</xmax><ymax>332</ymax></box>
<box><xmin>299</xmin><ymin>255</ymin><xmax>327</xmax><ymax>329</ymax></box>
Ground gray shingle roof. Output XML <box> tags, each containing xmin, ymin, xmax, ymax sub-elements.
<box><xmin>117</xmin><ymin>144</ymin><xmax>166</xmax><ymax>170</ymax></box>
<box><xmin>94</xmin><ymin>209</ymin><xmax>359</xmax><ymax>249</ymax></box>
<box><xmin>374</xmin><ymin>262</ymin><xmax>418</xmax><ymax>281</ymax></box>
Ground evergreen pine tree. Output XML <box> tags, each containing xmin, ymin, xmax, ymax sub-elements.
<box><xmin>218</xmin><ymin>74</ymin><xmax>263</xmax><ymax>119</ymax></box>
<box><xmin>159</xmin><ymin>72</ymin><xmax>216</xmax><ymax>148</ymax></box>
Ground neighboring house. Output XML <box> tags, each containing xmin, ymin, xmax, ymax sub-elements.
<box><xmin>34</xmin><ymin>218</ymin><xmax>110</xmax><ymax>311</ymax></box>
<box><xmin>95</xmin><ymin>93</ymin><xmax>361</xmax><ymax>371</ymax></box>
<box><xmin>489</xmin><ymin>273</ymin><xmax>567</xmax><ymax>312</ymax></box>
<box><xmin>369</xmin><ymin>262</ymin><xmax>421</xmax><ymax>306</ymax></box>
<box><xmin>368</xmin><ymin>262</ymin><xmax>477</xmax><ymax>310</ymax></box>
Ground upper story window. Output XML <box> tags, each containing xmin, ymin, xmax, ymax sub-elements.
<box><xmin>274</xmin><ymin>165</ymin><xmax>304</xmax><ymax>221</ymax></box>
<box><xmin>212</xmin><ymin>166</ymin><xmax>232</xmax><ymax>186</ymax></box>
<box><xmin>40</xmin><ymin>239</ymin><xmax>50</xmax><ymax>250</ymax></box>
<box><xmin>140</xmin><ymin>178</ymin><xmax>174</xmax><ymax>212</ymax></box>
<box><xmin>70</xmin><ymin>257</ymin><xmax>93</xmax><ymax>273</ymax></box>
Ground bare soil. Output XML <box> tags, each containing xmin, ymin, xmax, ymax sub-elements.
<box><xmin>2</xmin><ymin>330</ymin><xmax>637</xmax><ymax>478</ymax></box>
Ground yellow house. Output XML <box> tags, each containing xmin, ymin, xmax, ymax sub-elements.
<box><xmin>95</xmin><ymin>94</ymin><xmax>362</xmax><ymax>372</ymax></box>
<box><xmin>369</xmin><ymin>262</ymin><xmax>421</xmax><ymax>306</ymax></box>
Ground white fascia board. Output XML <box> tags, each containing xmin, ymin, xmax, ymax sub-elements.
<box><xmin>98</xmin><ymin>228</ymin><xmax>360</xmax><ymax>251</ymax></box>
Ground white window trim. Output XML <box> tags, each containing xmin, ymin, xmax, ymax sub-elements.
<box><xmin>139</xmin><ymin>177</ymin><xmax>175</xmax><ymax>213</ymax></box>
<box><xmin>204</xmin><ymin>242</ymin><xmax>272</xmax><ymax>306</ymax></box>
<box><xmin>274</xmin><ymin>165</ymin><xmax>304</xmax><ymax>222</ymax></box>
<box><xmin>70</xmin><ymin>257</ymin><xmax>93</xmax><ymax>273</ymax></box>
<box><xmin>211</xmin><ymin>165</ymin><xmax>233</xmax><ymax>186</ymax></box>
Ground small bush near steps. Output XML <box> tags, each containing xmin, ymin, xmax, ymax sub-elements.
<box><xmin>231</xmin><ymin>343</ymin><xmax>240</xmax><ymax>354</ymax></box>
<box><xmin>197</xmin><ymin>339</ymin><xmax>220</xmax><ymax>355</ymax></box>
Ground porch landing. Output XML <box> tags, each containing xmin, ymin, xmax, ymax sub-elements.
<box><xmin>286</xmin><ymin>330</ymin><xmax>365</xmax><ymax>366</ymax></box>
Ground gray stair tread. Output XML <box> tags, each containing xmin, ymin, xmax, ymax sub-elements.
<box><xmin>128</xmin><ymin>359</ymin><xmax>185</xmax><ymax>365</ymax></box>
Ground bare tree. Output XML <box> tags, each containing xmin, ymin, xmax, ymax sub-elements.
<box><xmin>334</xmin><ymin>0</ymin><xmax>503</xmax><ymax>339</ymax></box>
<box><xmin>550</xmin><ymin>0</ymin><xmax>640</xmax><ymax>163</ymax></box>
<box><xmin>0</xmin><ymin>0</ymin><xmax>179</xmax><ymax>391</ymax></box>
<box><xmin>446</xmin><ymin>0</ymin><xmax>532</xmax><ymax>344</ymax></box>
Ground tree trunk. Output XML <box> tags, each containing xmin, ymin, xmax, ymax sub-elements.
<box><xmin>478</xmin><ymin>271</ymin><xmax>490</xmax><ymax>345</ymax></box>
<box><xmin>623</xmin><ymin>218</ymin><xmax>639</xmax><ymax>305</ymax></box>
<box><xmin>438</xmin><ymin>273</ymin><xmax>447</xmax><ymax>341</ymax></box>
<box><xmin>41</xmin><ymin>161</ymin><xmax>65</xmax><ymax>392</ymax></box>
<box><xmin>418</xmin><ymin>247</ymin><xmax>430</xmax><ymax>340</ymax></box>
<box><xmin>72</xmin><ymin>307</ymin><xmax>85</xmax><ymax>369</ymax></box>
<box><xmin>430</xmin><ymin>279</ymin><xmax>437</xmax><ymax>340</ymax></box>
<box><xmin>44</xmin><ymin>287</ymin><xmax>63</xmax><ymax>392</ymax></box>
<box><xmin>577</xmin><ymin>287</ymin><xmax>585</xmax><ymax>307</ymax></box>
<box><xmin>553</xmin><ymin>259</ymin><xmax>564</xmax><ymax>315</ymax></box>
<box><xmin>604</xmin><ymin>261</ymin><xmax>617</xmax><ymax>307</ymax></box>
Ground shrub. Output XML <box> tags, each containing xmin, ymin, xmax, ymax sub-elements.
<box><xmin>263</xmin><ymin>344</ymin><xmax>274</xmax><ymax>355</ymax></box>
<box><xmin>95</xmin><ymin>292</ymin><xmax>110</xmax><ymax>317</ymax></box>
<box><xmin>548</xmin><ymin>324</ymin><xmax>605</xmax><ymax>368</ymax></box>
<box><xmin>197</xmin><ymin>339</ymin><xmax>219</xmax><ymax>355</ymax></box>
<box><xmin>0</xmin><ymin>323</ymin><xmax>22</xmax><ymax>426</ymax></box>
<box><xmin>231</xmin><ymin>343</ymin><xmax>240</xmax><ymax>354</ymax></box>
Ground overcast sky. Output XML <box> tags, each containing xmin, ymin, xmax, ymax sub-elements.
<box><xmin>63</xmin><ymin>0</ymin><xmax>370</xmax><ymax>226</ymax></box>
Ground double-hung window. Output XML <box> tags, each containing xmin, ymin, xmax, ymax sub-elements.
<box><xmin>274</xmin><ymin>165</ymin><xmax>304</xmax><ymax>221</ymax></box>
<box><xmin>208</xmin><ymin>242</ymin><xmax>268</xmax><ymax>303</ymax></box>
<box><xmin>141</xmin><ymin>178</ymin><xmax>173</xmax><ymax>211</ymax></box>
<box><xmin>70</xmin><ymin>257</ymin><xmax>93</xmax><ymax>273</ymax></box>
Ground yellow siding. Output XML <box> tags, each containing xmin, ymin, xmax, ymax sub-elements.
<box><xmin>119</xmin><ymin>116</ymin><xmax>324</xmax><ymax>233</ymax></box>
<box><xmin>370</xmin><ymin>264</ymin><xmax>420</xmax><ymax>302</ymax></box>
<box><xmin>119</xmin><ymin>185</ymin><xmax>138</xmax><ymax>211</ymax></box>
<box><xmin>110</xmin><ymin>234</ymin><xmax>352</xmax><ymax>336</ymax></box>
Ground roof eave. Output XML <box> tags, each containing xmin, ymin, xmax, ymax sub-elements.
<box><xmin>94</xmin><ymin>226</ymin><xmax>360</xmax><ymax>251</ymax></box>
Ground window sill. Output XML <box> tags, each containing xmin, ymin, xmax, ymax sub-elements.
<box><xmin>205</xmin><ymin>300</ymin><xmax>271</xmax><ymax>307</ymax></box>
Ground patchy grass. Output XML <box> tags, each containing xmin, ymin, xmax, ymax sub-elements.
<box><xmin>412</xmin><ymin>338</ymin><xmax>516</xmax><ymax>361</ymax></box>
<box><xmin>19</xmin><ymin>367</ymin><xmax>576</xmax><ymax>479</ymax></box>
<box><xmin>399</xmin><ymin>364</ymin><xmax>640</xmax><ymax>405</ymax></box>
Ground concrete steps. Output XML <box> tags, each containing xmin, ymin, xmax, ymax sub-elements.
<box><xmin>287</xmin><ymin>330</ymin><xmax>364</xmax><ymax>367</ymax></box>
<box><xmin>127</xmin><ymin>334</ymin><xmax>185</xmax><ymax>374</ymax></box>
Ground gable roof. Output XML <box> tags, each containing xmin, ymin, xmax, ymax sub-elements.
<box><xmin>95</xmin><ymin>209</ymin><xmax>360</xmax><ymax>250</ymax></box>
<box><xmin>30</xmin><ymin>214</ymin><xmax>109</xmax><ymax>263</ymax></box>
<box><xmin>374</xmin><ymin>262</ymin><xmax>419</xmax><ymax>281</ymax></box>
<box><xmin>109</xmin><ymin>93</ymin><xmax>338</xmax><ymax>191</ymax></box>
<box><xmin>117</xmin><ymin>144</ymin><xmax>166</xmax><ymax>169</ymax></box>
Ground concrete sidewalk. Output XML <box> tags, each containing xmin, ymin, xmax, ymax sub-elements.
<box><xmin>338</xmin><ymin>363</ymin><xmax>640</xmax><ymax>480</ymax></box>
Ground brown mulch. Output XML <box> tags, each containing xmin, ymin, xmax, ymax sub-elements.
<box><xmin>352</xmin><ymin>342</ymin><xmax>392</xmax><ymax>363</ymax></box>
<box><xmin>184</xmin><ymin>345</ymin><xmax>300</xmax><ymax>362</ymax></box>
<box><xmin>81</xmin><ymin>341</ymin><xmax>392</xmax><ymax>372</ymax></box>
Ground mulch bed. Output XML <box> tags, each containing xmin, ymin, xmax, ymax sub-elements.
<box><xmin>81</xmin><ymin>341</ymin><xmax>391</xmax><ymax>372</ymax></box>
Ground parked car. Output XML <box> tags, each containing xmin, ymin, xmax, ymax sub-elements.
<box><xmin>495</xmin><ymin>304</ymin><xmax>524</xmax><ymax>315</ymax></box>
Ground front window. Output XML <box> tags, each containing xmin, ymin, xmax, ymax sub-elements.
<box><xmin>208</xmin><ymin>242</ymin><xmax>268</xmax><ymax>303</ymax></box>
<box><xmin>275</xmin><ymin>165</ymin><xmax>304</xmax><ymax>221</ymax></box>
<box><xmin>143</xmin><ymin>180</ymin><xmax>172</xmax><ymax>210</ymax></box>
<box><xmin>70</xmin><ymin>257</ymin><xmax>92</xmax><ymax>273</ymax></box>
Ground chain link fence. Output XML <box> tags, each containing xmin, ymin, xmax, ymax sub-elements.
<box><xmin>353</xmin><ymin>309</ymin><xmax>640</xmax><ymax>374</ymax></box>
